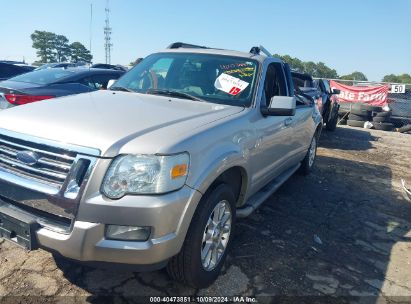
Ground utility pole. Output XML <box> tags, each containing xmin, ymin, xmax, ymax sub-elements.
<box><xmin>104</xmin><ymin>0</ymin><xmax>113</xmax><ymax>64</ymax></box>
<box><xmin>89</xmin><ymin>3</ymin><xmax>93</xmax><ymax>57</ymax></box>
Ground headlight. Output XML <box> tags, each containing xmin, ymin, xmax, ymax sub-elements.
<box><xmin>102</xmin><ymin>153</ymin><xmax>189</xmax><ymax>199</ymax></box>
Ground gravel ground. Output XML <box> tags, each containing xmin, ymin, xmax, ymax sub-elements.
<box><xmin>0</xmin><ymin>125</ymin><xmax>410</xmax><ymax>303</ymax></box>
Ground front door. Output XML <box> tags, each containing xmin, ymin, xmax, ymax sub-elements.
<box><xmin>250</xmin><ymin>62</ymin><xmax>295</xmax><ymax>193</ymax></box>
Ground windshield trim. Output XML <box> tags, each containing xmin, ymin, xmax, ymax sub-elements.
<box><xmin>146</xmin><ymin>88</ymin><xmax>205</xmax><ymax>102</ymax></box>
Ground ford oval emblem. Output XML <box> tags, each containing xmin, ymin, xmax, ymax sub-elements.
<box><xmin>16</xmin><ymin>151</ymin><xmax>40</xmax><ymax>166</ymax></box>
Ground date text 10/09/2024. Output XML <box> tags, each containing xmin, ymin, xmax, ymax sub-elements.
<box><xmin>149</xmin><ymin>296</ymin><xmax>258</xmax><ymax>303</ymax></box>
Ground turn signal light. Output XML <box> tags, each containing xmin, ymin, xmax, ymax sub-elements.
<box><xmin>5</xmin><ymin>94</ymin><xmax>55</xmax><ymax>105</ymax></box>
<box><xmin>171</xmin><ymin>164</ymin><xmax>188</xmax><ymax>179</ymax></box>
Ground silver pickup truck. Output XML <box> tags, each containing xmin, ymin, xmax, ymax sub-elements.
<box><xmin>0</xmin><ymin>43</ymin><xmax>322</xmax><ymax>288</ymax></box>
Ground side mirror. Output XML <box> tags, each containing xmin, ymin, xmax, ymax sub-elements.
<box><xmin>261</xmin><ymin>96</ymin><xmax>296</xmax><ymax>116</ymax></box>
<box><xmin>332</xmin><ymin>89</ymin><xmax>341</xmax><ymax>95</ymax></box>
<box><xmin>107</xmin><ymin>79</ymin><xmax>116</xmax><ymax>89</ymax></box>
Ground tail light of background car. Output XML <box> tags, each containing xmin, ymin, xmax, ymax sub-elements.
<box><xmin>4</xmin><ymin>94</ymin><xmax>55</xmax><ymax>105</ymax></box>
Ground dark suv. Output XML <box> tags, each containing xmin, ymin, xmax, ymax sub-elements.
<box><xmin>292</xmin><ymin>72</ymin><xmax>340</xmax><ymax>131</ymax></box>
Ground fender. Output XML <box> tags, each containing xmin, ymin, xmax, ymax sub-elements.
<box><xmin>186</xmin><ymin>146</ymin><xmax>251</xmax><ymax>199</ymax></box>
<box><xmin>174</xmin><ymin>148</ymin><xmax>250</xmax><ymax>252</ymax></box>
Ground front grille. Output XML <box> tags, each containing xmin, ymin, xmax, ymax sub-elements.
<box><xmin>0</xmin><ymin>133</ymin><xmax>77</xmax><ymax>189</ymax></box>
<box><xmin>0</xmin><ymin>130</ymin><xmax>99</xmax><ymax>230</ymax></box>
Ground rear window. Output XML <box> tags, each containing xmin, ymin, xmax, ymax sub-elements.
<box><xmin>292</xmin><ymin>73</ymin><xmax>315</xmax><ymax>89</ymax></box>
<box><xmin>0</xmin><ymin>64</ymin><xmax>21</xmax><ymax>78</ymax></box>
<box><xmin>8</xmin><ymin>69</ymin><xmax>75</xmax><ymax>85</ymax></box>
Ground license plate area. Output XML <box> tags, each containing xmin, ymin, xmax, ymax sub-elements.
<box><xmin>0</xmin><ymin>211</ymin><xmax>39</xmax><ymax>250</ymax></box>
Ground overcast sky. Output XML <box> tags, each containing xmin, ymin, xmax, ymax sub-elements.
<box><xmin>1</xmin><ymin>0</ymin><xmax>410</xmax><ymax>81</ymax></box>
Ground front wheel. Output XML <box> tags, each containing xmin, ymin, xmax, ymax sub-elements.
<box><xmin>167</xmin><ymin>184</ymin><xmax>236</xmax><ymax>288</ymax></box>
<box><xmin>299</xmin><ymin>134</ymin><xmax>318</xmax><ymax>175</ymax></box>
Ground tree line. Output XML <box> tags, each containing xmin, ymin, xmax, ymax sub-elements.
<box><xmin>31</xmin><ymin>30</ymin><xmax>92</xmax><ymax>64</ymax></box>
<box><xmin>274</xmin><ymin>53</ymin><xmax>410</xmax><ymax>84</ymax></box>
<box><xmin>29</xmin><ymin>32</ymin><xmax>409</xmax><ymax>84</ymax></box>
<box><xmin>274</xmin><ymin>54</ymin><xmax>340</xmax><ymax>79</ymax></box>
<box><xmin>382</xmin><ymin>74</ymin><xmax>411</xmax><ymax>84</ymax></box>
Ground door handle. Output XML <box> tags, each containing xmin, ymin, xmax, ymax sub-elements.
<box><xmin>284</xmin><ymin>117</ymin><xmax>293</xmax><ymax>126</ymax></box>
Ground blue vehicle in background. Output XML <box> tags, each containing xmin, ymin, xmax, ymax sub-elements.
<box><xmin>0</xmin><ymin>62</ymin><xmax>35</xmax><ymax>81</ymax></box>
<box><xmin>292</xmin><ymin>71</ymin><xmax>341</xmax><ymax>131</ymax></box>
<box><xmin>35</xmin><ymin>62</ymin><xmax>88</xmax><ymax>70</ymax></box>
<box><xmin>0</xmin><ymin>68</ymin><xmax>124</xmax><ymax>110</ymax></box>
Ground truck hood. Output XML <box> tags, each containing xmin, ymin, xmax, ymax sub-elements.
<box><xmin>0</xmin><ymin>90</ymin><xmax>244</xmax><ymax>157</ymax></box>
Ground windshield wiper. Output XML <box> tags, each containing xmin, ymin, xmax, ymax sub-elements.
<box><xmin>110</xmin><ymin>86</ymin><xmax>135</xmax><ymax>93</ymax></box>
<box><xmin>146</xmin><ymin>89</ymin><xmax>204</xmax><ymax>102</ymax></box>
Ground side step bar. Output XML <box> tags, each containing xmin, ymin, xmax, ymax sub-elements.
<box><xmin>237</xmin><ymin>163</ymin><xmax>301</xmax><ymax>218</ymax></box>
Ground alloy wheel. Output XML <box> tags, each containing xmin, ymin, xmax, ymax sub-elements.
<box><xmin>200</xmin><ymin>200</ymin><xmax>232</xmax><ymax>271</ymax></box>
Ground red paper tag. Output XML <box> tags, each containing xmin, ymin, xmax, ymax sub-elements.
<box><xmin>229</xmin><ymin>87</ymin><xmax>241</xmax><ymax>95</ymax></box>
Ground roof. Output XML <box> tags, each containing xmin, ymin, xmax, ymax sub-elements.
<box><xmin>0</xmin><ymin>62</ymin><xmax>34</xmax><ymax>70</ymax></box>
<box><xmin>157</xmin><ymin>47</ymin><xmax>274</xmax><ymax>64</ymax></box>
<box><xmin>0</xmin><ymin>60</ymin><xmax>26</xmax><ymax>65</ymax></box>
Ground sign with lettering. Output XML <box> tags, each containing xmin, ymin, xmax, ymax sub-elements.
<box><xmin>330</xmin><ymin>81</ymin><xmax>389</xmax><ymax>106</ymax></box>
<box><xmin>215</xmin><ymin>73</ymin><xmax>249</xmax><ymax>96</ymax></box>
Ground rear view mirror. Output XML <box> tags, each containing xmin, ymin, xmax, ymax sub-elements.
<box><xmin>107</xmin><ymin>79</ymin><xmax>116</xmax><ymax>89</ymax></box>
<box><xmin>332</xmin><ymin>89</ymin><xmax>341</xmax><ymax>95</ymax></box>
<box><xmin>261</xmin><ymin>96</ymin><xmax>296</xmax><ymax>116</ymax></box>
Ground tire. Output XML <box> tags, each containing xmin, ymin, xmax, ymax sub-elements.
<box><xmin>347</xmin><ymin>120</ymin><xmax>366</xmax><ymax>128</ymax></box>
<box><xmin>349</xmin><ymin>114</ymin><xmax>368</xmax><ymax>121</ymax></box>
<box><xmin>338</xmin><ymin>108</ymin><xmax>350</xmax><ymax>116</ymax></box>
<box><xmin>372</xmin><ymin>116</ymin><xmax>391</xmax><ymax>123</ymax></box>
<box><xmin>398</xmin><ymin>124</ymin><xmax>411</xmax><ymax>133</ymax></box>
<box><xmin>350</xmin><ymin>107</ymin><xmax>370</xmax><ymax>116</ymax></box>
<box><xmin>362</xmin><ymin>104</ymin><xmax>382</xmax><ymax>112</ymax></box>
<box><xmin>326</xmin><ymin>104</ymin><xmax>339</xmax><ymax>131</ymax></box>
<box><xmin>299</xmin><ymin>134</ymin><xmax>318</xmax><ymax>175</ymax></box>
<box><xmin>374</xmin><ymin>122</ymin><xmax>394</xmax><ymax>131</ymax></box>
<box><xmin>167</xmin><ymin>184</ymin><xmax>236</xmax><ymax>288</ymax></box>
<box><xmin>391</xmin><ymin>116</ymin><xmax>411</xmax><ymax>128</ymax></box>
<box><xmin>373</xmin><ymin>111</ymin><xmax>392</xmax><ymax>117</ymax></box>
<box><xmin>351</xmin><ymin>103</ymin><xmax>364</xmax><ymax>112</ymax></box>
<box><xmin>339</xmin><ymin>119</ymin><xmax>347</xmax><ymax>125</ymax></box>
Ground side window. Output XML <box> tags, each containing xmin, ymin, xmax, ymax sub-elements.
<box><xmin>129</xmin><ymin>58</ymin><xmax>174</xmax><ymax>91</ymax></box>
<box><xmin>91</xmin><ymin>74</ymin><xmax>117</xmax><ymax>90</ymax></box>
<box><xmin>151</xmin><ymin>58</ymin><xmax>173</xmax><ymax>78</ymax></box>
<box><xmin>150</xmin><ymin>58</ymin><xmax>173</xmax><ymax>89</ymax></box>
<box><xmin>262</xmin><ymin>63</ymin><xmax>287</xmax><ymax>107</ymax></box>
<box><xmin>78</xmin><ymin>77</ymin><xmax>97</xmax><ymax>90</ymax></box>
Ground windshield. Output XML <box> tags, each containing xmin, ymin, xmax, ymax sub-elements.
<box><xmin>8</xmin><ymin>69</ymin><xmax>75</xmax><ymax>85</ymax></box>
<box><xmin>113</xmin><ymin>53</ymin><xmax>259</xmax><ymax>107</ymax></box>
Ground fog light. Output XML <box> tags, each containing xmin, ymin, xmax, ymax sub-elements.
<box><xmin>105</xmin><ymin>225</ymin><xmax>151</xmax><ymax>241</ymax></box>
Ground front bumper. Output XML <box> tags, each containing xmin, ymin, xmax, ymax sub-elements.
<box><xmin>1</xmin><ymin>185</ymin><xmax>202</xmax><ymax>266</ymax></box>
